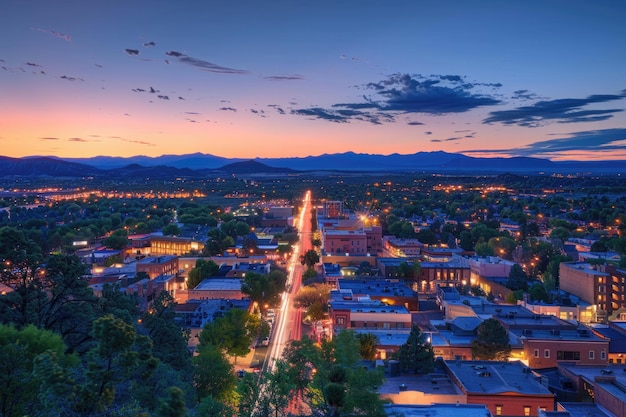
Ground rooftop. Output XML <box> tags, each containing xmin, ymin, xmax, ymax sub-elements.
<box><xmin>446</xmin><ymin>360</ymin><xmax>553</xmax><ymax>396</ymax></box>
<box><xmin>383</xmin><ymin>403</ymin><xmax>492</xmax><ymax>417</ymax></box>
<box><xmin>195</xmin><ymin>278</ymin><xmax>243</xmax><ymax>291</ymax></box>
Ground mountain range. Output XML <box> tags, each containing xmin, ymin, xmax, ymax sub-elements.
<box><xmin>0</xmin><ymin>152</ymin><xmax>622</xmax><ymax>178</ymax></box>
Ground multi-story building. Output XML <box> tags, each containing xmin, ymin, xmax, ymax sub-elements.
<box><xmin>383</xmin><ymin>236</ymin><xmax>424</xmax><ymax>258</ymax></box>
<box><xmin>324</xmin><ymin>229</ymin><xmax>367</xmax><ymax>255</ymax></box>
<box><xmin>323</xmin><ymin>200</ymin><xmax>344</xmax><ymax>219</ymax></box>
<box><xmin>560</xmin><ymin>262</ymin><xmax>611</xmax><ymax>319</ymax></box>
<box><xmin>150</xmin><ymin>235</ymin><xmax>204</xmax><ymax>256</ymax></box>
<box><xmin>136</xmin><ymin>255</ymin><xmax>179</xmax><ymax>279</ymax></box>
<box><xmin>336</xmin><ymin>278</ymin><xmax>419</xmax><ymax>311</ymax></box>
<box><xmin>418</xmin><ymin>255</ymin><xmax>470</xmax><ymax>293</ymax></box>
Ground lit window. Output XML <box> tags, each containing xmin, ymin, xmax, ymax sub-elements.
<box><xmin>495</xmin><ymin>405</ymin><xmax>502</xmax><ymax>416</ymax></box>
<box><xmin>524</xmin><ymin>406</ymin><xmax>531</xmax><ymax>416</ymax></box>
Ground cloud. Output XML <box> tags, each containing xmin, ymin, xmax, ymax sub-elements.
<box><xmin>40</xmin><ymin>137</ymin><xmax>59</xmax><ymax>141</ymax></box>
<box><xmin>165</xmin><ymin>51</ymin><xmax>186</xmax><ymax>57</ymax></box>
<box><xmin>32</xmin><ymin>28</ymin><xmax>71</xmax><ymax>42</ymax></box>
<box><xmin>424</xmin><ymin>131</ymin><xmax>432</xmax><ymax>135</ymax></box>
<box><xmin>219</xmin><ymin>107</ymin><xmax>237</xmax><ymax>112</ymax></box>
<box><xmin>26</xmin><ymin>62</ymin><xmax>42</xmax><ymax>67</ymax></box>
<box><xmin>464</xmin><ymin>128</ymin><xmax>626</xmax><ymax>157</ymax></box>
<box><xmin>264</xmin><ymin>75</ymin><xmax>304</xmax><ymax>81</ymax></box>
<box><xmin>178</xmin><ymin>56</ymin><xmax>248</xmax><ymax>74</ymax></box>
<box><xmin>124</xmin><ymin>49</ymin><xmax>140</xmax><ymax>56</ymax></box>
<box><xmin>120</xmin><ymin>138</ymin><xmax>154</xmax><ymax>146</ymax></box>
<box><xmin>407</xmin><ymin>121</ymin><xmax>424</xmax><ymax>125</ymax></box>
<box><xmin>430</xmin><ymin>136</ymin><xmax>465</xmax><ymax>143</ymax></box>
<box><xmin>59</xmin><ymin>75</ymin><xmax>84</xmax><ymax>82</ymax></box>
<box><xmin>143</xmin><ymin>41</ymin><xmax>157</xmax><ymax>47</ymax></box>
<box><xmin>68</xmin><ymin>137</ymin><xmax>87</xmax><ymax>142</ymax></box>
<box><xmin>512</xmin><ymin>89</ymin><xmax>539</xmax><ymax>101</ymax></box>
<box><xmin>157</xmin><ymin>95</ymin><xmax>169</xmax><ymax>100</ymax></box>
<box><xmin>483</xmin><ymin>91</ymin><xmax>626</xmax><ymax>127</ymax></box>
<box><xmin>290</xmin><ymin>73</ymin><xmax>502</xmax><ymax>125</ymax></box>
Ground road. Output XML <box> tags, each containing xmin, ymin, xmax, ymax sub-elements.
<box><xmin>265</xmin><ymin>190</ymin><xmax>313</xmax><ymax>372</ymax></box>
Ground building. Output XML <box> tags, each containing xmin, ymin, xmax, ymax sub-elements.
<box><xmin>336</xmin><ymin>278</ymin><xmax>419</xmax><ymax>311</ymax></box>
<box><xmin>324</xmin><ymin>229</ymin><xmax>367</xmax><ymax>255</ymax></box>
<box><xmin>136</xmin><ymin>255</ymin><xmax>179</xmax><ymax>279</ymax></box>
<box><xmin>558</xmin><ymin>363</ymin><xmax>626</xmax><ymax>417</ymax></box>
<box><xmin>176</xmin><ymin>278</ymin><xmax>244</xmax><ymax>302</ymax></box>
<box><xmin>383</xmin><ymin>236</ymin><xmax>424</xmax><ymax>258</ymax></box>
<box><xmin>384</xmin><ymin>403</ymin><xmax>493</xmax><ymax>417</ymax></box>
<box><xmin>560</xmin><ymin>263</ymin><xmax>611</xmax><ymax>320</ymax></box>
<box><xmin>590</xmin><ymin>321</ymin><xmax>626</xmax><ymax>364</ymax></box>
<box><xmin>418</xmin><ymin>255</ymin><xmax>471</xmax><ymax>293</ymax></box>
<box><xmin>323</xmin><ymin>200</ymin><xmax>344</xmax><ymax>219</ymax></box>
<box><xmin>150</xmin><ymin>235</ymin><xmax>204</xmax><ymax>256</ymax></box>
<box><xmin>444</xmin><ymin>360</ymin><xmax>555</xmax><ymax>417</ymax></box>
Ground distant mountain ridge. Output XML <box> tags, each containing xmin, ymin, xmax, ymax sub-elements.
<box><xmin>2</xmin><ymin>151</ymin><xmax>623</xmax><ymax>178</ymax></box>
<box><xmin>55</xmin><ymin>151</ymin><xmax>623</xmax><ymax>174</ymax></box>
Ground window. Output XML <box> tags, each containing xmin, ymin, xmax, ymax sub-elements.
<box><xmin>524</xmin><ymin>406</ymin><xmax>531</xmax><ymax>416</ymax></box>
<box><xmin>602</xmin><ymin>351</ymin><xmax>607</xmax><ymax>360</ymax></box>
<box><xmin>589</xmin><ymin>350</ymin><xmax>595</xmax><ymax>360</ymax></box>
<box><xmin>557</xmin><ymin>351</ymin><xmax>580</xmax><ymax>360</ymax></box>
<box><xmin>544</xmin><ymin>349</ymin><xmax>550</xmax><ymax>358</ymax></box>
<box><xmin>337</xmin><ymin>317</ymin><xmax>346</xmax><ymax>325</ymax></box>
<box><xmin>534</xmin><ymin>349</ymin><xmax>539</xmax><ymax>358</ymax></box>
<box><xmin>495</xmin><ymin>405</ymin><xmax>502</xmax><ymax>416</ymax></box>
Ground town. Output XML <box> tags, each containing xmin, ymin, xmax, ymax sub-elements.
<box><xmin>1</xmin><ymin>170</ymin><xmax>626</xmax><ymax>417</ymax></box>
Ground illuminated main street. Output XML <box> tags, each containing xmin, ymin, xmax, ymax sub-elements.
<box><xmin>265</xmin><ymin>190</ymin><xmax>313</xmax><ymax>372</ymax></box>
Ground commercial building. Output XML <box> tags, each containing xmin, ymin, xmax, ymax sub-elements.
<box><xmin>560</xmin><ymin>263</ymin><xmax>611</xmax><ymax>320</ymax></box>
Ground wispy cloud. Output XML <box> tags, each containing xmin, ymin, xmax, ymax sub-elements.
<box><xmin>464</xmin><ymin>128</ymin><xmax>626</xmax><ymax>157</ymax></box>
<box><xmin>124</xmin><ymin>48</ymin><xmax>140</xmax><ymax>56</ymax></box>
<box><xmin>483</xmin><ymin>91</ymin><xmax>626</xmax><ymax>127</ymax></box>
<box><xmin>143</xmin><ymin>41</ymin><xmax>157</xmax><ymax>47</ymax></box>
<box><xmin>40</xmin><ymin>137</ymin><xmax>59</xmax><ymax>141</ymax></box>
<box><xmin>219</xmin><ymin>107</ymin><xmax>237</xmax><ymax>112</ymax></box>
<box><xmin>178</xmin><ymin>56</ymin><xmax>248</xmax><ymax>74</ymax></box>
<box><xmin>32</xmin><ymin>28</ymin><xmax>71</xmax><ymax>42</ymax></box>
<box><xmin>264</xmin><ymin>75</ymin><xmax>304</xmax><ymax>81</ymax></box>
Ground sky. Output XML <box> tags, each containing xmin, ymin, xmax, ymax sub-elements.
<box><xmin>1</xmin><ymin>0</ymin><xmax>626</xmax><ymax>161</ymax></box>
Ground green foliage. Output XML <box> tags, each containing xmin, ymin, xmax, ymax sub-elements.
<box><xmin>301</xmin><ymin>249</ymin><xmax>320</xmax><ymax>268</ymax></box>
<box><xmin>162</xmin><ymin>223</ymin><xmax>181</xmax><ymax>237</ymax></box>
<box><xmin>397</xmin><ymin>325</ymin><xmax>434</xmax><ymax>374</ymax></box>
<box><xmin>193</xmin><ymin>345</ymin><xmax>236</xmax><ymax>402</ymax></box>
<box><xmin>199</xmin><ymin>308</ymin><xmax>259</xmax><ymax>362</ymax></box>
<box><xmin>154</xmin><ymin>386</ymin><xmax>187</xmax><ymax>417</ymax></box>
<box><xmin>471</xmin><ymin>318</ymin><xmax>511</xmax><ymax>360</ymax></box>
<box><xmin>187</xmin><ymin>259</ymin><xmax>219</xmax><ymax>289</ymax></box>
<box><xmin>294</xmin><ymin>283</ymin><xmax>331</xmax><ymax>321</ymax></box>
<box><xmin>529</xmin><ymin>282</ymin><xmax>549</xmax><ymax>302</ymax></box>
<box><xmin>507</xmin><ymin>263</ymin><xmax>529</xmax><ymax>291</ymax></box>
<box><xmin>356</xmin><ymin>332</ymin><xmax>379</xmax><ymax>360</ymax></box>
<box><xmin>103</xmin><ymin>229</ymin><xmax>129</xmax><ymax>250</ymax></box>
<box><xmin>241</xmin><ymin>270</ymin><xmax>286</xmax><ymax>310</ymax></box>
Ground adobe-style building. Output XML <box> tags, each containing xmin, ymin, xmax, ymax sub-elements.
<box><xmin>136</xmin><ymin>255</ymin><xmax>179</xmax><ymax>279</ymax></box>
<box><xmin>176</xmin><ymin>278</ymin><xmax>244</xmax><ymax>303</ymax></box>
<box><xmin>383</xmin><ymin>236</ymin><xmax>424</xmax><ymax>258</ymax></box>
<box><xmin>150</xmin><ymin>235</ymin><xmax>204</xmax><ymax>256</ymax></box>
<box><xmin>560</xmin><ymin>262</ymin><xmax>611</xmax><ymax>320</ymax></box>
<box><xmin>336</xmin><ymin>278</ymin><xmax>419</xmax><ymax>311</ymax></box>
<box><xmin>558</xmin><ymin>363</ymin><xmax>626</xmax><ymax>417</ymax></box>
<box><xmin>418</xmin><ymin>255</ymin><xmax>470</xmax><ymax>293</ymax></box>
<box><xmin>444</xmin><ymin>360</ymin><xmax>555</xmax><ymax>417</ymax></box>
<box><xmin>323</xmin><ymin>226</ymin><xmax>383</xmax><ymax>256</ymax></box>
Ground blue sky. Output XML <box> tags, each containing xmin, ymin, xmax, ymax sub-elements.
<box><xmin>1</xmin><ymin>0</ymin><xmax>625</xmax><ymax>160</ymax></box>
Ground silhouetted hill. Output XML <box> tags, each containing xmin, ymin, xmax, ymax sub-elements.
<box><xmin>107</xmin><ymin>164</ymin><xmax>202</xmax><ymax>179</ymax></box>
<box><xmin>212</xmin><ymin>159</ymin><xmax>297</xmax><ymax>174</ymax></box>
<box><xmin>1</xmin><ymin>156</ymin><xmax>101</xmax><ymax>177</ymax></box>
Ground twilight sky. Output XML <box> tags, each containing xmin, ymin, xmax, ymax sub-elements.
<box><xmin>2</xmin><ymin>0</ymin><xmax>626</xmax><ymax>161</ymax></box>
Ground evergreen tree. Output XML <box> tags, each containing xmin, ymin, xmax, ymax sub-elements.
<box><xmin>471</xmin><ymin>318</ymin><xmax>511</xmax><ymax>360</ymax></box>
<box><xmin>397</xmin><ymin>325</ymin><xmax>434</xmax><ymax>374</ymax></box>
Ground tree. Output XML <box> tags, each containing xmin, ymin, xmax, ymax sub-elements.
<box><xmin>507</xmin><ymin>264</ymin><xmax>529</xmax><ymax>291</ymax></box>
<box><xmin>241</xmin><ymin>270</ymin><xmax>286</xmax><ymax>311</ymax></box>
<box><xmin>301</xmin><ymin>249</ymin><xmax>320</xmax><ymax>268</ymax></box>
<box><xmin>154</xmin><ymin>387</ymin><xmax>187</xmax><ymax>417</ymax></box>
<box><xmin>397</xmin><ymin>325</ymin><xmax>434</xmax><ymax>374</ymax></box>
<box><xmin>293</xmin><ymin>283</ymin><xmax>331</xmax><ymax>321</ymax></box>
<box><xmin>187</xmin><ymin>259</ymin><xmax>219</xmax><ymax>289</ymax></box>
<box><xmin>198</xmin><ymin>308</ymin><xmax>259</xmax><ymax>363</ymax></box>
<box><xmin>162</xmin><ymin>223</ymin><xmax>180</xmax><ymax>237</ymax></box>
<box><xmin>193</xmin><ymin>345</ymin><xmax>236</xmax><ymax>402</ymax></box>
<box><xmin>529</xmin><ymin>282</ymin><xmax>549</xmax><ymax>303</ymax></box>
<box><xmin>471</xmin><ymin>318</ymin><xmax>511</xmax><ymax>360</ymax></box>
<box><xmin>356</xmin><ymin>332</ymin><xmax>379</xmax><ymax>360</ymax></box>
<box><xmin>102</xmin><ymin>229</ymin><xmax>129</xmax><ymax>250</ymax></box>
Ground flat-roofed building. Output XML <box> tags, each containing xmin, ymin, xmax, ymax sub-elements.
<box><xmin>337</xmin><ymin>278</ymin><xmax>419</xmax><ymax>311</ymax></box>
<box><xmin>136</xmin><ymin>255</ymin><xmax>179</xmax><ymax>279</ymax></box>
<box><xmin>150</xmin><ymin>235</ymin><xmax>204</xmax><ymax>256</ymax></box>
<box><xmin>558</xmin><ymin>363</ymin><xmax>626</xmax><ymax>417</ymax></box>
<box><xmin>177</xmin><ymin>278</ymin><xmax>244</xmax><ymax>302</ymax></box>
<box><xmin>444</xmin><ymin>360</ymin><xmax>555</xmax><ymax>417</ymax></box>
<box><xmin>383</xmin><ymin>236</ymin><xmax>424</xmax><ymax>258</ymax></box>
<box><xmin>324</xmin><ymin>229</ymin><xmax>367</xmax><ymax>255</ymax></box>
<box><xmin>418</xmin><ymin>255</ymin><xmax>470</xmax><ymax>293</ymax></box>
<box><xmin>323</xmin><ymin>200</ymin><xmax>344</xmax><ymax>219</ymax></box>
<box><xmin>384</xmin><ymin>403</ymin><xmax>493</xmax><ymax>417</ymax></box>
<box><xmin>560</xmin><ymin>262</ymin><xmax>611</xmax><ymax>319</ymax></box>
